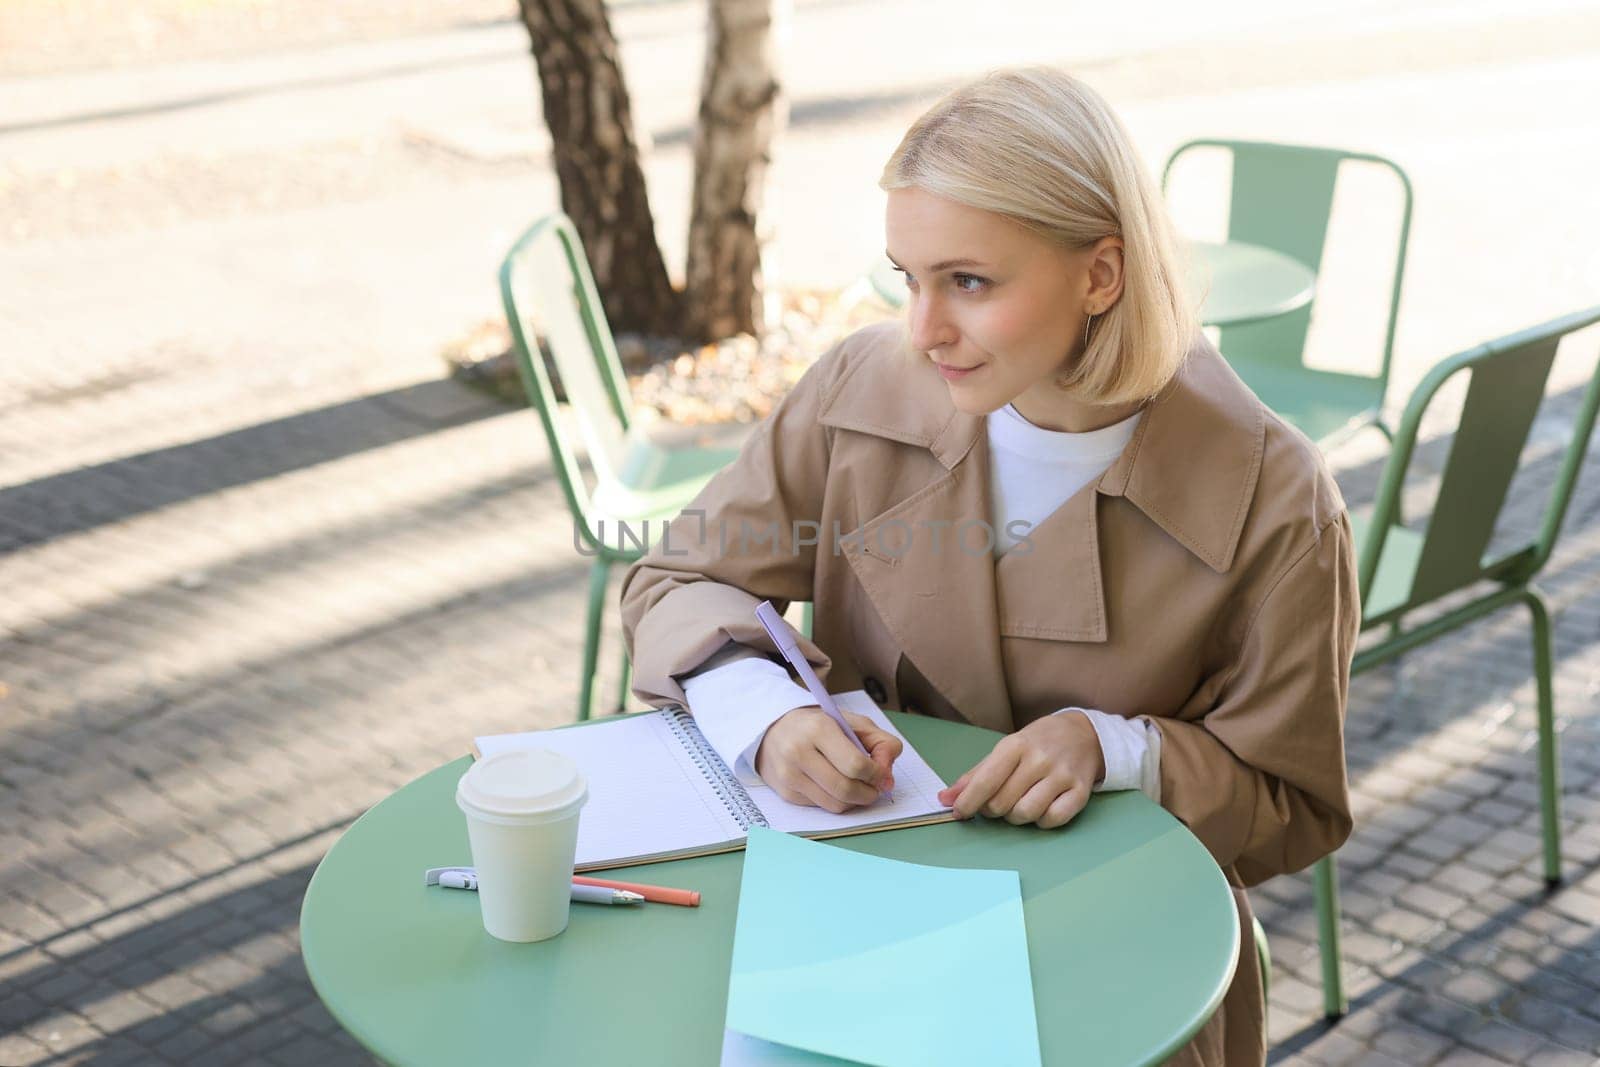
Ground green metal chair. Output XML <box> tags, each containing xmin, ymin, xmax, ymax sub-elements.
<box><xmin>1161</xmin><ymin>140</ymin><xmax>1414</xmax><ymax>448</ymax></box>
<box><xmin>1313</xmin><ymin>305</ymin><xmax>1600</xmax><ymax>1019</ymax></box>
<box><xmin>499</xmin><ymin>213</ymin><xmax>746</xmax><ymax>721</ymax></box>
<box><xmin>1254</xmin><ymin>915</ymin><xmax>1271</xmax><ymax>1016</ymax></box>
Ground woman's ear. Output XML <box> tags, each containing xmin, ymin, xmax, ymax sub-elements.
<box><xmin>1085</xmin><ymin>235</ymin><xmax>1125</xmax><ymax>314</ymax></box>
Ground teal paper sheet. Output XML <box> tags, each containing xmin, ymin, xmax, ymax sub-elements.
<box><xmin>723</xmin><ymin>828</ymin><xmax>1042</xmax><ymax>1067</ymax></box>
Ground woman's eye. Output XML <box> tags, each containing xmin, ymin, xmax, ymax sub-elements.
<box><xmin>953</xmin><ymin>273</ymin><xmax>987</xmax><ymax>293</ymax></box>
<box><xmin>896</xmin><ymin>269</ymin><xmax>918</xmax><ymax>291</ymax></box>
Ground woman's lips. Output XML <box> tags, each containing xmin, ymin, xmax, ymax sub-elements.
<box><xmin>935</xmin><ymin>362</ymin><xmax>983</xmax><ymax>382</ymax></box>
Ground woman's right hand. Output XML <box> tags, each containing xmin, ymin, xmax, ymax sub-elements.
<box><xmin>754</xmin><ymin>707</ymin><xmax>902</xmax><ymax>812</ymax></box>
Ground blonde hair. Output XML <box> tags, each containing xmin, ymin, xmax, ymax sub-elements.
<box><xmin>880</xmin><ymin>67</ymin><xmax>1197</xmax><ymax>404</ymax></box>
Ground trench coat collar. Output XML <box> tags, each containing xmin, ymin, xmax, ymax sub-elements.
<box><xmin>814</xmin><ymin>335</ymin><xmax>1263</xmax><ymax>730</ymax></box>
<box><xmin>820</xmin><ymin>334</ymin><xmax>1265</xmax><ymax>574</ymax></box>
<box><xmin>816</xmin><ymin>332</ymin><xmax>1262</xmax><ymax>729</ymax></box>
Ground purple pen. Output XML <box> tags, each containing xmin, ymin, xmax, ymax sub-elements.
<box><xmin>753</xmin><ymin>600</ymin><xmax>874</xmax><ymax>762</ymax></box>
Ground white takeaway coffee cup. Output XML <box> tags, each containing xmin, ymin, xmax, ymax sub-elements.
<box><xmin>455</xmin><ymin>748</ymin><xmax>588</xmax><ymax>943</ymax></box>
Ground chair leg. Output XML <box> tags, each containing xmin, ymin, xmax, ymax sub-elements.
<box><xmin>1524</xmin><ymin>587</ymin><xmax>1563</xmax><ymax>888</ymax></box>
<box><xmin>1252</xmin><ymin>915</ymin><xmax>1271</xmax><ymax>1019</ymax></box>
<box><xmin>1314</xmin><ymin>853</ymin><xmax>1346</xmax><ymax>1020</ymax></box>
<box><xmin>578</xmin><ymin>559</ymin><xmax>610</xmax><ymax>722</ymax></box>
<box><xmin>615</xmin><ymin>648</ymin><xmax>633</xmax><ymax>716</ymax></box>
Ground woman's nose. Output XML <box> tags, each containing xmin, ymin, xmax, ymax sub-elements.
<box><xmin>907</xmin><ymin>292</ymin><xmax>956</xmax><ymax>352</ymax></box>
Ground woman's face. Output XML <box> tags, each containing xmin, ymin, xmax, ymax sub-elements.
<box><xmin>884</xmin><ymin>187</ymin><xmax>1120</xmax><ymax>428</ymax></box>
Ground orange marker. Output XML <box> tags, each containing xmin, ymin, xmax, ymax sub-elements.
<box><xmin>572</xmin><ymin>875</ymin><xmax>700</xmax><ymax>907</ymax></box>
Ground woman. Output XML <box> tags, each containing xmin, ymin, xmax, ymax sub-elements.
<box><xmin>620</xmin><ymin>66</ymin><xmax>1356</xmax><ymax>1066</ymax></box>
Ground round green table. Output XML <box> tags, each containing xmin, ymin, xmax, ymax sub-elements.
<box><xmin>301</xmin><ymin>713</ymin><xmax>1239</xmax><ymax>1066</ymax></box>
<box><xmin>1188</xmin><ymin>239</ymin><xmax>1316</xmax><ymax>328</ymax></box>
<box><xmin>866</xmin><ymin>239</ymin><xmax>1313</xmax><ymax>329</ymax></box>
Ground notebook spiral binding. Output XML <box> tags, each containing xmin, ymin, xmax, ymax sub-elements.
<box><xmin>664</xmin><ymin>708</ymin><xmax>771</xmax><ymax>831</ymax></box>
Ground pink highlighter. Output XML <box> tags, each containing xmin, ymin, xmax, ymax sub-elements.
<box><xmin>754</xmin><ymin>600</ymin><xmax>890</xmax><ymax>797</ymax></box>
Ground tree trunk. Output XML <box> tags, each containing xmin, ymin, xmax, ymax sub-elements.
<box><xmin>515</xmin><ymin>0</ymin><xmax>682</xmax><ymax>340</ymax></box>
<box><xmin>682</xmin><ymin>0</ymin><xmax>789</xmax><ymax>344</ymax></box>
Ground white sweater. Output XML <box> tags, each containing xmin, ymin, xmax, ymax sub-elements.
<box><xmin>681</xmin><ymin>403</ymin><xmax>1161</xmax><ymax>803</ymax></box>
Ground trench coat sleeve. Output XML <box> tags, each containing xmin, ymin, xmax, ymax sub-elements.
<box><xmin>1148</xmin><ymin>511</ymin><xmax>1359</xmax><ymax>887</ymax></box>
<box><xmin>618</xmin><ymin>338</ymin><xmax>852</xmax><ymax>710</ymax></box>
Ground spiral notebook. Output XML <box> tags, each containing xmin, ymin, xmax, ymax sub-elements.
<box><xmin>473</xmin><ymin>691</ymin><xmax>956</xmax><ymax>871</ymax></box>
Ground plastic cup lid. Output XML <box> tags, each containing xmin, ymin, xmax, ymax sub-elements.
<box><xmin>457</xmin><ymin>748</ymin><xmax>588</xmax><ymax>821</ymax></box>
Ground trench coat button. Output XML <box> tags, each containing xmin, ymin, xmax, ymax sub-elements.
<box><xmin>863</xmin><ymin>676</ymin><xmax>887</xmax><ymax>704</ymax></box>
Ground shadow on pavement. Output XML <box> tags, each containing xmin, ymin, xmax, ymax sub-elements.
<box><xmin>0</xmin><ymin>378</ymin><xmax>509</xmax><ymax>556</ymax></box>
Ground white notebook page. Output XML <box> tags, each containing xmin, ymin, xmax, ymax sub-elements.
<box><xmin>476</xmin><ymin>714</ymin><xmax>747</xmax><ymax>868</ymax></box>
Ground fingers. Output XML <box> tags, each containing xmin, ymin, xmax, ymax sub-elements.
<box><xmin>843</xmin><ymin>711</ymin><xmax>903</xmax><ymax>790</ymax></box>
<box><xmin>946</xmin><ymin>746</ymin><xmax>1021</xmax><ymax>820</ymax></box>
<box><xmin>769</xmin><ymin>747</ymin><xmax>878</xmax><ymax>814</ymax></box>
<box><xmin>937</xmin><ymin>768</ymin><xmax>974</xmax><ymax>809</ymax></box>
<box><xmin>762</xmin><ymin>756</ymin><xmax>856</xmax><ymax>814</ymax></box>
<box><xmin>984</xmin><ymin>764</ymin><xmax>1044</xmax><ymax>821</ymax></box>
<box><xmin>795</xmin><ymin>758</ymin><xmax>875</xmax><ymax>813</ymax></box>
<box><xmin>1037</xmin><ymin>787</ymin><xmax>1089</xmax><ymax>830</ymax></box>
<box><xmin>759</xmin><ymin>709</ymin><xmax>892</xmax><ymax>812</ymax></box>
<box><xmin>842</xmin><ymin>711</ymin><xmax>903</xmax><ymax>762</ymax></box>
<box><xmin>755</xmin><ymin>708</ymin><xmax>836</xmax><ymax>811</ymax></box>
<box><xmin>1004</xmin><ymin>778</ymin><xmax>1068</xmax><ymax>827</ymax></box>
<box><xmin>802</xmin><ymin>743</ymin><xmax>883</xmax><ymax>810</ymax></box>
<box><xmin>937</xmin><ymin>747</ymin><xmax>1087</xmax><ymax>829</ymax></box>
<box><xmin>815</xmin><ymin>716</ymin><xmax>883</xmax><ymax>788</ymax></box>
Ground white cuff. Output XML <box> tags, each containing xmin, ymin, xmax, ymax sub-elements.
<box><xmin>1052</xmin><ymin>707</ymin><xmax>1162</xmax><ymax>803</ymax></box>
<box><xmin>681</xmin><ymin>648</ymin><xmax>817</xmax><ymax>788</ymax></box>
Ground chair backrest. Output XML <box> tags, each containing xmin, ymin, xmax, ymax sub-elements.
<box><xmin>1162</xmin><ymin>139</ymin><xmax>1413</xmax><ymax>386</ymax></box>
<box><xmin>1360</xmin><ymin>306</ymin><xmax>1600</xmax><ymax>614</ymax></box>
<box><xmin>499</xmin><ymin>213</ymin><xmax>636</xmax><ymax>540</ymax></box>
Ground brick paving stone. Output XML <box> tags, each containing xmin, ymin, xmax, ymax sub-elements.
<box><xmin>152</xmin><ymin>1023</ymin><xmax>218</xmax><ymax>1062</ymax></box>
<box><xmin>1460</xmin><ymin>1018</ymin><xmax>1548</xmax><ymax>1063</ymax></box>
<box><xmin>1500</xmin><ymin>994</ymin><xmax>1600</xmax><ymax>1053</ymax></box>
<box><xmin>1269</xmin><ymin>974</ymin><xmax>1330</xmax><ymax>1017</ymax></box>
<box><xmin>79</xmin><ymin>988</ymin><xmax>164</xmax><ymax>1035</ymax></box>
<box><xmin>79</xmin><ymin>1040</ymin><xmax>160</xmax><ymax>1067</ymax></box>
<box><xmin>1525</xmin><ymin>1049</ymin><xmax>1600</xmax><ymax>1067</ymax></box>
<box><xmin>285</xmin><ymin>998</ymin><xmax>346</xmax><ymax>1037</ymax></box>
<box><xmin>265</xmin><ymin>1030</ymin><xmax>370</xmax><ymax>1065</ymax></box>
<box><xmin>1338</xmin><ymin>888</ymin><xmax>1394</xmax><ymax>925</ymax></box>
<box><xmin>1548</xmin><ymin>886</ymin><xmax>1600</xmax><ymax>924</ymax></box>
<box><xmin>1407</xmin><ymin>830</ymin><xmax>1472</xmax><ymax>863</ymax></box>
<box><xmin>1442</xmin><ymin>905</ymin><xmax>1498</xmax><ymax>936</ymax></box>
<box><xmin>1370</xmin><ymin>1019</ymin><xmax>1456</xmax><ymax>1062</ymax></box>
<box><xmin>1523</xmin><ymin>968</ymin><xmax>1600</xmax><ymax>1017</ymax></box>
<box><xmin>1371</xmin><ymin>907</ymin><xmax>1446</xmax><ymax>943</ymax></box>
<box><xmin>1433</xmin><ymin>1052</ymin><xmax>1516</xmax><ymax>1067</ymax></box>
<box><xmin>1491</xmin><ymin>953</ymin><xmax>1542</xmax><ymax>985</ymax></box>
<box><xmin>0</xmin><ymin>1034</ymin><xmax>50</xmax><ymax>1065</ymax></box>
<box><xmin>1394</xmin><ymin>991</ymin><xmax>1486</xmax><ymax>1039</ymax></box>
<box><xmin>23</xmin><ymin>1014</ymin><xmax>101</xmax><ymax>1058</ymax></box>
<box><xmin>1285</xmin><ymin>1029</ymin><xmax>1371</xmax><ymax>1064</ymax></box>
<box><xmin>0</xmin><ymin>989</ymin><xmax>49</xmax><ymax>1034</ymax></box>
<box><xmin>1441</xmin><ymin>969</ymin><xmax>1508</xmax><ymax>1010</ymax></box>
<box><xmin>1341</xmin><ymin>930</ymin><xmax>1404</xmax><ymax>969</ymax></box>
<box><xmin>118</xmin><ymin>1006</ymin><xmax>190</xmax><ymax>1046</ymax></box>
<box><xmin>1384</xmin><ymin>851</ymin><xmax>1443</xmax><ymax>882</ymax></box>
<box><xmin>30</xmin><ymin>964</ymin><xmax>96</xmax><ymax>1005</ymax></box>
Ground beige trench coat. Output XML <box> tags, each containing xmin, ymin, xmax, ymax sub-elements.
<box><xmin>620</xmin><ymin>322</ymin><xmax>1357</xmax><ymax>1066</ymax></box>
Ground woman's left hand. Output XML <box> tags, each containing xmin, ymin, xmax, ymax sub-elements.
<box><xmin>936</xmin><ymin>711</ymin><xmax>1106</xmax><ymax>829</ymax></box>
